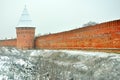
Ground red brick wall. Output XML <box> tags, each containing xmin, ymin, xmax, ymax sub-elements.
<box><xmin>35</xmin><ymin>19</ymin><xmax>120</xmax><ymax>49</ymax></box>
<box><xmin>16</xmin><ymin>27</ymin><xmax>35</xmax><ymax>49</ymax></box>
<box><xmin>0</xmin><ymin>39</ymin><xmax>16</xmax><ymax>47</ymax></box>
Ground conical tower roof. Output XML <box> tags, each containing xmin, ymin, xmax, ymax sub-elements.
<box><xmin>17</xmin><ymin>5</ymin><xmax>35</xmax><ymax>27</ymax></box>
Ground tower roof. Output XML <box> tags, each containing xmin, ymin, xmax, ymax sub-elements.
<box><xmin>17</xmin><ymin>5</ymin><xmax>35</xmax><ymax>27</ymax></box>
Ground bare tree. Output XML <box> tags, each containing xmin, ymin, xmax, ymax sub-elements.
<box><xmin>83</xmin><ymin>21</ymin><xmax>98</xmax><ymax>27</ymax></box>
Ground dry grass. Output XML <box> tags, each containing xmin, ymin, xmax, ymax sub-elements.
<box><xmin>81</xmin><ymin>49</ymin><xmax>120</xmax><ymax>54</ymax></box>
<box><xmin>47</xmin><ymin>52</ymin><xmax>80</xmax><ymax>63</ymax></box>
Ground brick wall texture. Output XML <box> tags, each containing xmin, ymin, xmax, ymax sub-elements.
<box><xmin>0</xmin><ymin>39</ymin><xmax>16</xmax><ymax>47</ymax></box>
<box><xmin>0</xmin><ymin>19</ymin><xmax>120</xmax><ymax>50</ymax></box>
<box><xmin>16</xmin><ymin>27</ymin><xmax>35</xmax><ymax>49</ymax></box>
<box><xmin>35</xmin><ymin>20</ymin><xmax>120</xmax><ymax>49</ymax></box>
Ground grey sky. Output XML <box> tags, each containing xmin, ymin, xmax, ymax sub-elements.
<box><xmin>0</xmin><ymin>0</ymin><xmax>120</xmax><ymax>39</ymax></box>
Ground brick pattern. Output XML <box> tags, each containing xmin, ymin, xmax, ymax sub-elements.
<box><xmin>0</xmin><ymin>39</ymin><xmax>16</xmax><ymax>47</ymax></box>
<box><xmin>0</xmin><ymin>20</ymin><xmax>120</xmax><ymax>50</ymax></box>
<box><xmin>16</xmin><ymin>27</ymin><xmax>35</xmax><ymax>49</ymax></box>
<box><xmin>35</xmin><ymin>20</ymin><xmax>120</xmax><ymax>49</ymax></box>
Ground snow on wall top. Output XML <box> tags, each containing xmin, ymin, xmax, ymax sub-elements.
<box><xmin>17</xmin><ymin>5</ymin><xmax>35</xmax><ymax>27</ymax></box>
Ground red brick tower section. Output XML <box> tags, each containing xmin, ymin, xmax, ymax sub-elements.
<box><xmin>16</xmin><ymin>5</ymin><xmax>36</xmax><ymax>49</ymax></box>
<box><xmin>16</xmin><ymin>27</ymin><xmax>35</xmax><ymax>49</ymax></box>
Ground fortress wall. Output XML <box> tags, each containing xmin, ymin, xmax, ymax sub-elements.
<box><xmin>35</xmin><ymin>20</ymin><xmax>120</xmax><ymax>50</ymax></box>
<box><xmin>0</xmin><ymin>39</ymin><xmax>17</xmax><ymax>47</ymax></box>
<box><xmin>16</xmin><ymin>27</ymin><xmax>35</xmax><ymax>49</ymax></box>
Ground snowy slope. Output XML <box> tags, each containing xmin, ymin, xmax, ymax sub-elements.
<box><xmin>0</xmin><ymin>47</ymin><xmax>120</xmax><ymax>80</ymax></box>
<box><xmin>0</xmin><ymin>47</ymin><xmax>38</xmax><ymax>80</ymax></box>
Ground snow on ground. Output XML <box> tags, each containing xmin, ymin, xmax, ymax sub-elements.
<box><xmin>15</xmin><ymin>59</ymin><xmax>27</xmax><ymax>66</ymax></box>
<box><xmin>61</xmin><ymin>50</ymin><xmax>118</xmax><ymax>57</ymax></box>
<box><xmin>0</xmin><ymin>47</ymin><xmax>120</xmax><ymax>80</ymax></box>
<box><xmin>29</xmin><ymin>49</ymin><xmax>120</xmax><ymax>58</ymax></box>
<box><xmin>0</xmin><ymin>47</ymin><xmax>37</xmax><ymax>80</ymax></box>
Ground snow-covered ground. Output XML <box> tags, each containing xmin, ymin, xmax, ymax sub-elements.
<box><xmin>0</xmin><ymin>47</ymin><xmax>120</xmax><ymax>80</ymax></box>
<box><xmin>0</xmin><ymin>47</ymin><xmax>38</xmax><ymax>80</ymax></box>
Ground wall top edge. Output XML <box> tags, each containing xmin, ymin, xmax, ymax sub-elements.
<box><xmin>0</xmin><ymin>39</ymin><xmax>17</xmax><ymax>41</ymax></box>
<box><xmin>16</xmin><ymin>27</ymin><xmax>35</xmax><ymax>29</ymax></box>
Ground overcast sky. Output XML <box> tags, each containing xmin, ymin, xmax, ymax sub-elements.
<box><xmin>0</xmin><ymin>0</ymin><xmax>120</xmax><ymax>39</ymax></box>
